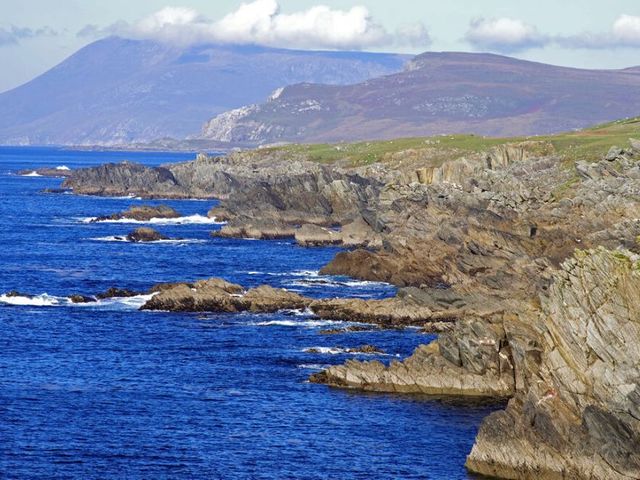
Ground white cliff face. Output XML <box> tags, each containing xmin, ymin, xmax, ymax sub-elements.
<box><xmin>202</xmin><ymin>105</ymin><xmax>261</xmax><ymax>142</ymax></box>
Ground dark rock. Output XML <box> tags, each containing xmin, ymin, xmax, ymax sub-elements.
<box><xmin>126</xmin><ymin>227</ymin><xmax>168</xmax><ymax>243</ymax></box>
<box><xmin>96</xmin><ymin>288</ymin><xmax>141</xmax><ymax>299</ymax></box>
<box><xmin>68</xmin><ymin>294</ymin><xmax>96</xmax><ymax>303</ymax></box>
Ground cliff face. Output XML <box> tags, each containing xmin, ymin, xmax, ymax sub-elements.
<box><xmin>467</xmin><ymin>248</ymin><xmax>640</xmax><ymax>480</ymax></box>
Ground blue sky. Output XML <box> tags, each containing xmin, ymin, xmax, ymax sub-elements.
<box><xmin>1</xmin><ymin>0</ymin><xmax>640</xmax><ymax>92</ymax></box>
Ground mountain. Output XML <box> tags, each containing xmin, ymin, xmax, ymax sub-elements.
<box><xmin>201</xmin><ymin>52</ymin><xmax>640</xmax><ymax>145</ymax></box>
<box><xmin>0</xmin><ymin>37</ymin><xmax>408</xmax><ymax>146</ymax></box>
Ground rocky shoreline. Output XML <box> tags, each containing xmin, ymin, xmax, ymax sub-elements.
<box><xmin>60</xmin><ymin>137</ymin><xmax>640</xmax><ymax>479</ymax></box>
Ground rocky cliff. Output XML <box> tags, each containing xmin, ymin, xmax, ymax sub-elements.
<box><xmin>61</xmin><ymin>132</ymin><xmax>640</xmax><ymax>478</ymax></box>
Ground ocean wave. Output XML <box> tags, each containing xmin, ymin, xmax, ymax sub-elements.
<box><xmin>0</xmin><ymin>292</ymin><xmax>154</xmax><ymax>310</ymax></box>
<box><xmin>21</xmin><ymin>171</ymin><xmax>42</xmax><ymax>177</ymax></box>
<box><xmin>88</xmin><ymin>236</ymin><xmax>207</xmax><ymax>244</ymax></box>
<box><xmin>80</xmin><ymin>214</ymin><xmax>225</xmax><ymax>225</ymax></box>
<box><xmin>0</xmin><ymin>293</ymin><xmax>62</xmax><ymax>306</ymax></box>
<box><xmin>302</xmin><ymin>346</ymin><xmax>394</xmax><ymax>356</ymax></box>
<box><xmin>251</xmin><ymin>319</ymin><xmax>345</xmax><ymax>328</ymax></box>
<box><xmin>56</xmin><ymin>166</ymin><xmax>70</xmax><ymax>171</ymax></box>
<box><xmin>297</xmin><ymin>364</ymin><xmax>328</xmax><ymax>370</ymax></box>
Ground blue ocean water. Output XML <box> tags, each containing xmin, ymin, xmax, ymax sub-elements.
<box><xmin>0</xmin><ymin>147</ymin><xmax>501</xmax><ymax>479</ymax></box>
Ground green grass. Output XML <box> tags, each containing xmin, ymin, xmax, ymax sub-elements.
<box><xmin>260</xmin><ymin>116</ymin><xmax>640</xmax><ymax>167</ymax></box>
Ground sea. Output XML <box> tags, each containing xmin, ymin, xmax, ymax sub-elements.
<box><xmin>0</xmin><ymin>147</ymin><xmax>503</xmax><ymax>479</ymax></box>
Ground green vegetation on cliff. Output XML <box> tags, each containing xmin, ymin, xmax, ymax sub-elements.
<box><xmin>265</xmin><ymin>116</ymin><xmax>640</xmax><ymax>167</ymax></box>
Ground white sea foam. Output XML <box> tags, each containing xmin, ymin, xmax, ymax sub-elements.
<box><xmin>21</xmin><ymin>171</ymin><xmax>42</xmax><ymax>177</ymax></box>
<box><xmin>252</xmin><ymin>319</ymin><xmax>345</xmax><ymax>328</ymax></box>
<box><xmin>0</xmin><ymin>293</ymin><xmax>62</xmax><ymax>306</ymax></box>
<box><xmin>81</xmin><ymin>214</ymin><xmax>225</xmax><ymax>225</ymax></box>
<box><xmin>88</xmin><ymin>236</ymin><xmax>207</xmax><ymax>244</ymax></box>
<box><xmin>56</xmin><ymin>165</ymin><xmax>70</xmax><ymax>171</ymax></box>
<box><xmin>302</xmin><ymin>346</ymin><xmax>393</xmax><ymax>356</ymax></box>
<box><xmin>0</xmin><ymin>292</ymin><xmax>154</xmax><ymax>310</ymax></box>
<box><xmin>297</xmin><ymin>364</ymin><xmax>327</xmax><ymax>370</ymax></box>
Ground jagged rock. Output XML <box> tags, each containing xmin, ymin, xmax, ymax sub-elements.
<box><xmin>466</xmin><ymin>248</ymin><xmax>640</xmax><ymax>480</ymax></box>
<box><xmin>310</xmin><ymin>296</ymin><xmax>457</xmax><ymax>330</ymax></box>
<box><xmin>92</xmin><ymin>205</ymin><xmax>181</xmax><ymax>222</ymax></box>
<box><xmin>215</xmin><ymin>220</ymin><xmax>297</xmax><ymax>240</ymax></box>
<box><xmin>605</xmin><ymin>146</ymin><xmax>625</xmax><ymax>161</ymax></box>
<box><xmin>310</xmin><ymin>315</ymin><xmax>515</xmax><ymax>397</ymax></box>
<box><xmin>63</xmin><ymin>162</ymin><xmax>184</xmax><ymax>198</ymax></box>
<box><xmin>126</xmin><ymin>227</ymin><xmax>168</xmax><ymax>243</ymax></box>
<box><xmin>630</xmin><ymin>138</ymin><xmax>640</xmax><ymax>152</ymax></box>
<box><xmin>319</xmin><ymin>326</ymin><xmax>375</xmax><ymax>335</ymax></box>
<box><xmin>141</xmin><ymin>278</ymin><xmax>310</xmax><ymax>313</ymax></box>
<box><xmin>295</xmin><ymin>224</ymin><xmax>342</xmax><ymax>246</ymax></box>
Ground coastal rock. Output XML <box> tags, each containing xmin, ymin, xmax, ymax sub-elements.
<box><xmin>126</xmin><ymin>227</ymin><xmax>168</xmax><ymax>243</ymax></box>
<box><xmin>68</xmin><ymin>294</ymin><xmax>96</xmax><ymax>303</ymax></box>
<box><xmin>294</xmin><ymin>224</ymin><xmax>342</xmax><ymax>247</ymax></box>
<box><xmin>18</xmin><ymin>166</ymin><xmax>73</xmax><ymax>178</ymax></box>
<box><xmin>466</xmin><ymin>248</ymin><xmax>640</xmax><ymax>480</ymax></box>
<box><xmin>310</xmin><ymin>296</ymin><xmax>455</xmax><ymax>330</ymax></box>
<box><xmin>310</xmin><ymin>314</ymin><xmax>516</xmax><ymax>397</ymax></box>
<box><xmin>92</xmin><ymin>204</ymin><xmax>181</xmax><ymax>222</ymax></box>
<box><xmin>63</xmin><ymin>162</ymin><xmax>186</xmax><ymax>198</ymax></box>
<box><xmin>215</xmin><ymin>220</ymin><xmax>297</xmax><ymax>240</ymax></box>
<box><xmin>141</xmin><ymin>278</ymin><xmax>311</xmax><ymax>313</ymax></box>
<box><xmin>96</xmin><ymin>287</ymin><xmax>142</xmax><ymax>299</ymax></box>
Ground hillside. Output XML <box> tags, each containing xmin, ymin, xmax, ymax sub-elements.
<box><xmin>201</xmin><ymin>51</ymin><xmax>640</xmax><ymax>145</ymax></box>
<box><xmin>0</xmin><ymin>37</ymin><xmax>408</xmax><ymax>146</ymax></box>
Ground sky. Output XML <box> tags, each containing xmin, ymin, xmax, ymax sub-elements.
<box><xmin>1</xmin><ymin>0</ymin><xmax>640</xmax><ymax>93</ymax></box>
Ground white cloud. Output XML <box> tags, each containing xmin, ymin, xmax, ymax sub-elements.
<box><xmin>558</xmin><ymin>15</ymin><xmax>640</xmax><ymax>49</ymax></box>
<box><xmin>465</xmin><ymin>17</ymin><xmax>548</xmax><ymax>53</ymax></box>
<box><xmin>82</xmin><ymin>1</ymin><xmax>430</xmax><ymax>50</ymax></box>
<box><xmin>0</xmin><ymin>25</ymin><xmax>57</xmax><ymax>47</ymax></box>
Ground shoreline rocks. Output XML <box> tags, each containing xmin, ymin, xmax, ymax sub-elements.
<box><xmin>141</xmin><ymin>278</ymin><xmax>311</xmax><ymax>314</ymax></box>
<box><xmin>18</xmin><ymin>166</ymin><xmax>73</xmax><ymax>178</ymax></box>
<box><xmin>91</xmin><ymin>204</ymin><xmax>181</xmax><ymax>223</ymax></box>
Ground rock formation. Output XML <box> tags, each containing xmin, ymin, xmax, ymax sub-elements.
<box><xmin>126</xmin><ymin>227</ymin><xmax>169</xmax><ymax>243</ymax></box>
<box><xmin>92</xmin><ymin>205</ymin><xmax>181</xmax><ymax>222</ymax></box>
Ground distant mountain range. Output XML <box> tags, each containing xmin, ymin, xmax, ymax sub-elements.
<box><xmin>0</xmin><ymin>37</ymin><xmax>408</xmax><ymax>146</ymax></box>
<box><xmin>2</xmin><ymin>40</ymin><xmax>639</xmax><ymax>148</ymax></box>
<box><xmin>201</xmin><ymin>52</ymin><xmax>640</xmax><ymax>145</ymax></box>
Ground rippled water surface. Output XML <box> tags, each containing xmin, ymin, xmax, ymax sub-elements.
<box><xmin>0</xmin><ymin>147</ymin><xmax>502</xmax><ymax>479</ymax></box>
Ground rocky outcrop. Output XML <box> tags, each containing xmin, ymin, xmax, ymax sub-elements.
<box><xmin>18</xmin><ymin>166</ymin><xmax>73</xmax><ymax>177</ymax></box>
<box><xmin>141</xmin><ymin>278</ymin><xmax>311</xmax><ymax>314</ymax></box>
<box><xmin>92</xmin><ymin>205</ymin><xmax>181</xmax><ymax>222</ymax></box>
<box><xmin>63</xmin><ymin>161</ymin><xmax>186</xmax><ymax>198</ymax></box>
<box><xmin>311</xmin><ymin>314</ymin><xmax>516</xmax><ymax>397</ymax></box>
<box><xmin>126</xmin><ymin>227</ymin><xmax>169</xmax><ymax>243</ymax></box>
<box><xmin>467</xmin><ymin>248</ymin><xmax>640</xmax><ymax>480</ymax></box>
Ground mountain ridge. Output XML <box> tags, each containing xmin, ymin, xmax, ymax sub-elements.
<box><xmin>201</xmin><ymin>51</ymin><xmax>640</xmax><ymax>146</ymax></box>
<box><xmin>0</xmin><ymin>37</ymin><xmax>409</xmax><ymax>146</ymax></box>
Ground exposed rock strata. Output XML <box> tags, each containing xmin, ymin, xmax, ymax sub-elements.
<box><xmin>466</xmin><ymin>248</ymin><xmax>640</xmax><ymax>480</ymax></box>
